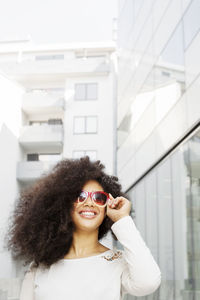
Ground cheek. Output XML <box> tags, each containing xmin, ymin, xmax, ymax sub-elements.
<box><xmin>100</xmin><ymin>207</ymin><xmax>106</xmax><ymax>217</ymax></box>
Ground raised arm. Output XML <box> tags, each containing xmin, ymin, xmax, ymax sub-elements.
<box><xmin>111</xmin><ymin>215</ymin><xmax>161</xmax><ymax>297</ymax></box>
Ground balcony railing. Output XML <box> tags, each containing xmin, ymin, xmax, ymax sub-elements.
<box><xmin>19</xmin><ymin>124</ymin><xmax>63</xmax><ymax>152</ymax></box>
<box><xmin>17</xmin><ymin>161</ymin><xmax>58</xmax><ymax>182</ymax></box>
<box><xmin>22</xmin><ymin>91</ymin><xmax>65</xmax><ymax>114</ymax></box>
<box><xmin>0</xmin><ymin>57</ymin><xmax>110</xmax><ymax>78</ymax></box>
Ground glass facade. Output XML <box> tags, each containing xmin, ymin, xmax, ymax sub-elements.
<box><xmin>118</xmin><ymin>12</ymin><xmax>186</xmax><ymax>150</ymax></box>
<box><xmin>123</xmin><ymin>127</ymin><xmax>200</xmax><ymax>300</ymax></box>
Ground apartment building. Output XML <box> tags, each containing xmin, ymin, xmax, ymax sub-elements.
<box><xmin>0</xmin><ymin>41</ymin><xmax>116</xmax><ymax>187</ymax></box>
<box><xmin>117</xmin><ymin>1</ymin><xmax>200</xmax><ymax>300</ymax></box>
<box><xmin>0</xmin><ymin>41</ymin><xmax>116</xmax><ymax>298</ymax></box>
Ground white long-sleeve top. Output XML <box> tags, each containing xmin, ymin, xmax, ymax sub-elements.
<box><xmin>19</xmin><ymin>216</ymin><xmax>161</xmax><ymax>300</ymax></box>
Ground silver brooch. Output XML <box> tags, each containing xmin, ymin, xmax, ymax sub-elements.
<box><xmin>101</xmin><ymin>250</ymin><xmax>122</xmax><ymax>261</ymax></box>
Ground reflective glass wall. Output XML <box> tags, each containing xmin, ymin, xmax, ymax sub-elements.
<box><xmin>125</xmin><ymin>127</ymin><xmax>200</xmax><ymax>300</ymax></box>
<box><xmin>117</xmin><ymin>0</ymin><xmax>200</xmax><ymax>195</ymax></box>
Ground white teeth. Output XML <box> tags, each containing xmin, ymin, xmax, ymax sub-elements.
<box><xmin>80</xmin><ymin>212</ymin><xmax>95</xmax><ymax>216</ymax></box>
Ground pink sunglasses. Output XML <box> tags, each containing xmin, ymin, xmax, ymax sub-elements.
<box><xmin>75</xmin><ymin>190</ymin><xmax>109</xmax><ymax>207</ymax></box>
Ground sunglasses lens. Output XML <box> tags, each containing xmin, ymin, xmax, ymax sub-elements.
<box><xmin>93</xmin><ymin>192</ymin><xmax>107</xmax><ymax>206</ymax></box>
<box><xmin>78</xmin><ymin>191</ymin><xmax>87</xmax><ymax>202</ymax></box>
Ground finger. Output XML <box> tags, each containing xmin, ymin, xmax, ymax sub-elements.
<box><xmin>108</xmin><ymin>193</ymin><xmax>115</xmax><ymax>206</ymax></box>
<box><xmin>107</xmin><ymin>200</ymin><xmax>115</xmax><ymax>208</ymax></box>
<box><xmin>113</xmin><ymin>197</ymin><xmax>126</xmax><ymax>208</ymax></box>
<box><xmin>109</xmin><ymin>193</ymin><xmax>115</xmax><ymax>200</ymax></box>
<box><xmin>111</xmin><ymin>199</ymin><xmax>117</xmax><ymax>207</ymax></box>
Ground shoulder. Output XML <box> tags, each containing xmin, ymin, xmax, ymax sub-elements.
<box><xmin>25</xmin><ymin>261</ymin><xmax>38</xmax><ymax>275</ymax></box>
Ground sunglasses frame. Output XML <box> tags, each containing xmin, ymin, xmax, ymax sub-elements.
<box><xmin>76</xmin><ymin>190</ymin><xmax>109</xmax><ymax>207</ymax></box>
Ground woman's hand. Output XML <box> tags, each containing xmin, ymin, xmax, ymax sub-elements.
<box><xmin>106</xmin><ymin>193</ymin><xmax>132</xmax><ymax>223</ymax></box>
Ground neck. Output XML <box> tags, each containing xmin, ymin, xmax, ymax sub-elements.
<box><xmin>69</xmin><ymin>228</ymin><xmax>101</xmax><ymax>257</ymax></box>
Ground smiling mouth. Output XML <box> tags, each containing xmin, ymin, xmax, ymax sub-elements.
<box><xmin>78</xmin><ymin>211</ymin><xmax>97</xmax><ymax>219</ymax></box>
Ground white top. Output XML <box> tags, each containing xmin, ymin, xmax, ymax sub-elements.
<box><xmin>19</xmin><ymin>216</ymin><xmax>161</xmax><ymax>300</ymax></box>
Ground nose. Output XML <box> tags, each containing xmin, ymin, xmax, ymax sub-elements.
<box><xmin>84</xmin><ymin>192</ymin><xmax>94</xmax><ymax>205</ymax></box>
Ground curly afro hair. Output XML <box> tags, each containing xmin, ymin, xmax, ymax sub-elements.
<box><xmin>4</xmin><ymin>156</ymin><xmax>129</xmax><ymax>269</ymax></box>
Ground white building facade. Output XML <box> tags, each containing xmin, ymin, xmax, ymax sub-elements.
<box><xmin>0</xmin><ymin>72</ymin><xmax>24</xmax><ymax>297</ymax></box>
<box><xmin>117</xmin><ymin>1</ymin><xmax>200</xmax><ymax>300</ymax></box>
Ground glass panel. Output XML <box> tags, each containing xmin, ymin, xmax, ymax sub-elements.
<box><xmin>127</xmin><ymin>188</ymin><xmax>136</xmax><ymax>221</ymax></box>
<box><xmin>157</xmin><ymin>159</ymin><xmax>174</xmax><ymax>300</ymax></box>
<box><xmin>145</xmin><ymin>171</ymin><xmax>159</xmax><ymax>261</ymax></box>
<box><xmin>74</xmin><ymin>116</ymin><xmax>85</xmax><ymax>134</ymax></box>
<box><xmin>48</xmin><ymin>119</ymin><xmax>62</xmax><ymax>125</ymax></box>
<box><xmin>171</xmin><ymin>144</ymin><xmax>190</xmax><ymax>300</ymax></box>
<box><xmin>183</xmin><ymin>0</ymin><xmax>200</xmax><ymax>49</ymax></box>
<box><xmin>161</xmin><ymin>22</ymin><xmax>184</xmax><ymax>67</ymax></box>
<box><xmin>188</xmin><ymin>129</ymin><xmax>200</xmax><ymax>299</ymax></box>
<box><xmin>118</xmin><ymin>113</ymin><xmax>132</xmax><ymax>147</ymax></box>
<box><xmin>154</xmin><ymin>21</ymin><xmax>185</xmax><ymax>124</ymax></box>
<box><xmin>86</xmin><ymin>116</ymin><xmax>97</xmax><ymax>133</ymax></box>
<box><xmin>117</xmin><ymin>70</ymin><xmax>154</xmax><ymax>148</ymax></box>
<box><xmin>145</xmin><ymin>171</ymin><xmax>159</xmax><ymax>300</ymax></box>
<box><xmin>87</xmin><ymin>83</ymin><xmax>98</xmax><ymax>100</ymax></box>
<box><xmin>134</xmin><ymin>181</ymin><xmax>146</xmax><ymax>238</ymax></box>
<box><xmin>27</xmin><ymin>153</ymin><xmax>39</xmax><ymax>161</ymax></box>
<box><xmin>75</xmin><ymin>84</ymin><xmax>86</xmax><ymax>100</ymax></box>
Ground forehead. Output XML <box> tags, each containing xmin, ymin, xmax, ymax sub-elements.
<box><xmin>82</xmin><ymin>180</ymin><xmax>104</xmax><ymax>191</ymax></box>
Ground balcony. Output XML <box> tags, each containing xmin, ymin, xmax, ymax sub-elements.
<box><xmin>19</xmin><ymin>124</ymin><xmax>63</xmax><ymax>152</ymax></box>
<box><xmin>22</xmin><ymin>90</ymin><xmax>65</xmax><ymax>114</ymax></box>
<box><xmin>17</xmin><ymin>161</ymin><xmax>58</xmax><ymax>182</ymax></box>
<box><xmin>0</xmin><ymin>57</ymin><xmax>110</xmax><ymax>83</ymax></box>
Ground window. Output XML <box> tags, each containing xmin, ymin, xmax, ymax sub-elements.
<box><xmin>35</xmin><ymin>54</ymin><xmax>64</xmax><ymax>60</ymax></box>
<box><xmin>74</xmin><ymin>83</ymin><xmax>98</xmax><ymax>100</ymax></box>
<box><xmin>48</xmin><ymin>119</ymin><xmax>63</xmax><ymax>125</ymax></box>
<box><xmin>73</xmin><ymin>150</ymin><xmax>97</xmax><ymax>161</ymax></box>
<box><xmin>29</xmin><ymin>119</ymin><xmax>62</xmax><ymax>126</ymax></box>
<box><xmin>86</xmin><ymin>116</ymin><xmax>97</xmax><ymax>132</ymax></box>
<box><xmin>73</xmin><ymin>117</ymin><xmax>85</xmax><ymax>134</ymax></box>
<box><xmin>27</xmin><ymin>153</ymin><xmax>39</xmax><ymax>161</ymax></box>
<box><xmin>87</xmin><ymin>83</ymin><xmax>98</xmax><ymax>100</ymax></box>
<box><xmin>27</xmin><ymin>153</ymin><xmax>62</xmax><ymax>161</ymax></box>
<box><xmin>73</xmin><ymin>116</ymin><xmax>98</xmax><ymax>134</ymax></box>
<box><xmin>75</xmin><ymin>84</ymin><xmax>85</xmax><ymax>100</ymax></box>
<box><xmin>29</xmin><ymin>120</ymin><xmax>48</xmax><ymax>126</ymax></box>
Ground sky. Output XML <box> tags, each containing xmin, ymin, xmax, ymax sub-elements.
<box><xmin>0</xmin><ymin>0</ymin><xmax>118</xmax><ymax>44</ymax></box>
